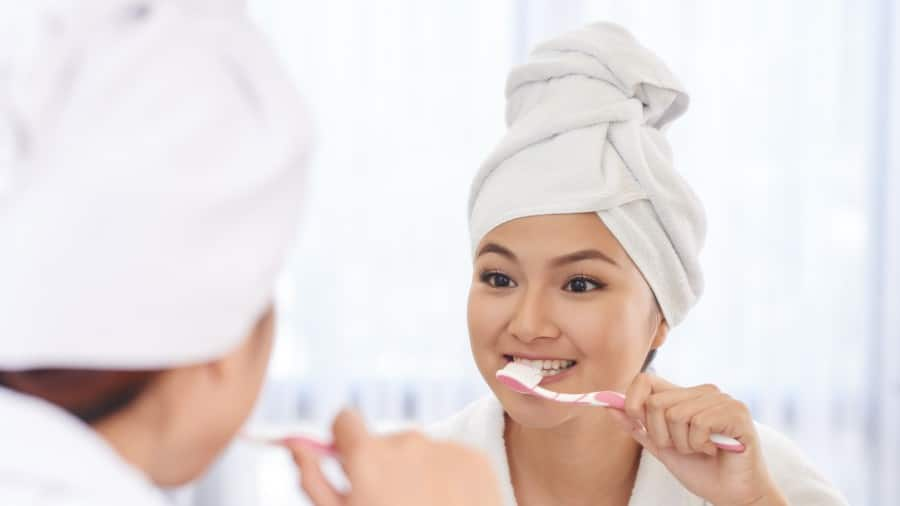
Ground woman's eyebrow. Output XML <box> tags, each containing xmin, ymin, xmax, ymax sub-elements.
<box><xmin>476</xmin><ymin>243</ymin><xmax>517</xmax><ymax>261</ymax></box>
<box><xmin>549</xmin><ymin>249</ymin><xmax>619</xmax><ymax>268</ymax></box>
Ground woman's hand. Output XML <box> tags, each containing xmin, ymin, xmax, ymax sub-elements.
<box><xmin>288</xmin><ymin>410</ymin><xmax>502</xmax><ymax>506</ymax></box>
<box><xmin>608</xmin><ymin>373</ymin><xmax>789</xmax><ymax>506</ymax></box>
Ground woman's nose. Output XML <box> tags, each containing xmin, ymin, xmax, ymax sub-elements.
<box><xmin>507</xmin><ymin>287</ymin><xmax>561</xmax><ymax>343</ymax></box>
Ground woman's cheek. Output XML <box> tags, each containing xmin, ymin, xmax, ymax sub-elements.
<box><xmin>468</xmin><ymin>291</ymin><xmax>505</xmax><ymax>348</ymax></box>
<box><xmin>559</xmin><ymin>300</ymin><xmax>647</xmax><ymax>386</ymax></box>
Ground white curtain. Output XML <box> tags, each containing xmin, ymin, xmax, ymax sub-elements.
<box><xmin>191</xmin><ymin>1</ymin><xmax>898</xmax><ymax>505</ymax></box>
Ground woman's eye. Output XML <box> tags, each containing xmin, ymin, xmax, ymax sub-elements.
<box><xmin>481</xmin><ymin>272</ymin><xmax>517</xmax><ymax>288</ymax></box>
<box><xmin>564</xmin><ymin>276</ymin><xmax>602</xmax><ymax>293</ymax></box>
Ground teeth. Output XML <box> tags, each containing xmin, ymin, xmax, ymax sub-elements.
<box><xmin>511</xmin><ymin>356</ymin><xmax>575</xmax><ymax>373</ymax></box>
<box><xmin>540</xmin><ymin>367</ymin><xmax>566</xmax><ymax>376</ymax></box>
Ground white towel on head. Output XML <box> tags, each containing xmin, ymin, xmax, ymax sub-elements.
<box><xmin>468</xmin><ymin>22</ymin><xmax>705</xmax><ymax>326</ymax></box>
<box><xmin>0</xmin><ymin>0</ymin><xmax>310</xmax><ymax>369</ymax></box>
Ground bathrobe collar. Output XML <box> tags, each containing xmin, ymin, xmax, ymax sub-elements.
<box><xmin>429</xmin><ymin>395</ymin><xmax>705</xmax><ymax>506</ymax></box>
<box><xmin>0</xmin><ymin>387</ymin><xmax>170</xmax><ymax>506</ymax></box>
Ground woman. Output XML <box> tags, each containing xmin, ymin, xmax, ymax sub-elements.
<box><xmin>0</xmin><ymin>2</ymin><xmax>501</xmax><ymax>505</ymax></box>
<box><xmin>430</xmin><ymin>22</ymin><xmax>848</xmax><ymax>506</ymax></box>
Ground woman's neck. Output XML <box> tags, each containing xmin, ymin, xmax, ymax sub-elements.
<box><xmin>505</xmin><ymin>411</ymin><xmax>642</xmax><ymax>506</ymax></box>
<box><xmin>94</xmin><ymin>401</ymin><xmax>177</xmax><ymax>485</ymax></box>
<box><xmin>93</xmin><ymin>387</ymin><xmax>199</xmax><ymax>487</ymax></box>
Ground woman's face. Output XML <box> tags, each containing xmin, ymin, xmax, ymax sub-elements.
<box><xmin>468</xmin><ymin>213</ymin><xmax>667</xmax><ymax>428</ymax></box>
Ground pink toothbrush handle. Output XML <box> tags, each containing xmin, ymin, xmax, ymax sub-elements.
<box><xmin>281</xmin><ymin>435</ymin><xmax>339</xmax><ymax>457</ymax></box>
<box><xmin>494</xmin><ymin>369</ymin><xmax>746</xmax><ymax>454</ymax></box>
<box><xmin>244</xmin><ymin>433</ymin><xmax>338</xmax><ymax>457</ymax></box>
<box><xmin>709</xmin><ymin>434</ymin><xmax>745</xmax><ymax>452</ymax></box>
<box><xmin>591</xmin><ymin>392</ymin><xmax>745</xmax><ymax>453</ymax></box>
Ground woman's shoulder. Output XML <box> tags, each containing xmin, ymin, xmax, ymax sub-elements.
<box><xmin>754</xmin><ymin>422</ymin><xmax>849</xmax><ymax>505</ymax></box>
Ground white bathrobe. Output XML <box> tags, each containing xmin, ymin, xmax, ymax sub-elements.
<box><xmin>430</xmin><ymin>395</ymin><xmax>849</xmax><ymax>506</ymax></box>
<box><xmin>0</xmin><ymin>388</ymin><xmax>171</xmax><ymax>506</ymax></box>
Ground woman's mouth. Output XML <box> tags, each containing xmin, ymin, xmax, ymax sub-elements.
<box><xmin>502</xmin><ymin>354</ymin><xmax>577</xmax><ymax>377</ymax></box>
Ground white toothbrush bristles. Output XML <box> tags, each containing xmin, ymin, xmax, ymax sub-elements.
<box><xmin>496</xmin><ymin>362</ymin><xmax>543</xmax><ymax>391</ymax></box>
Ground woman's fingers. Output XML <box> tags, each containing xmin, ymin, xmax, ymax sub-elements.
<box><xmin>289</xmin><ymin>444</ymin><xmax>346</xmax><ymax>506</ymax></box>
<box><xmin>326</xmin><ymin>417</ymin><xmax>503</xmax><ymax>506</ymax></box>
<box><xmin>629</xmin><ymin>422</ymin><xmax>661</xmax><ymax>456</ymax></box>
<box><xmin>687</xmin><ymin>399</ymin><xmax>753</xmax><ymax>454</ymax></box>
<box><xmin>626</xmin><ymin>374</ymin><xmax>702</xmax><ymax>449</ymax></box>
<box><xmin>623</xmin><ymin>373</ymin><xmax>655</xmax><ymax>426</ymax></box>
<box><xmin>664</xmin><ymin>392</ymin><xmax>731</xmax><ymax>455</ymax></box>
<box><xmin>621</xmin><ymin>374</ymin><xmax>748</xmax><ymax>456</ymax></box>
<box><xmin>332</xmin><ymin>410</ymin><xmax>369</xmax><ymax>458</ymax></box>
<box><xmin>646</xmin><ymin>392</ymin><xmax>674</xmax><ymax>449</ymax></box>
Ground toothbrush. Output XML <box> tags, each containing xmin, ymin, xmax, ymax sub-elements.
<box><xmin>241</xmin><ymin>431</ymin><xmax>338</xmax><ymax>458</ymax></box>
<box><xmin>496</xmin><ymin>362</ymin><xmax>745</xmax><ymax>453</ymax></box>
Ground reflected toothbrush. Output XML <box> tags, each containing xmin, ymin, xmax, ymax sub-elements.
<box><xmin>496</xmin><ymin>362</ymin><xmax>745</xmax><ymax>453</ymax></box>
<box><xmin>241</xmin><ymin>431</ymin><xmax>338</xmax><ymax>458</ymax></box>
